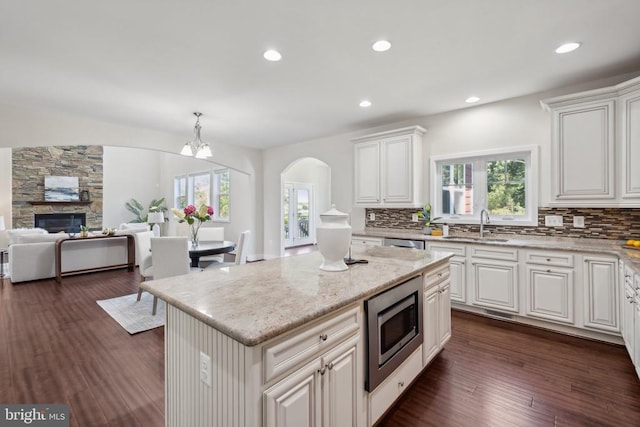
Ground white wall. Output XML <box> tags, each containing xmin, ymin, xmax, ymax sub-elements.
<box><xmin>0</xmin><ymin>148</ymin><xmax>11</xmax><ymax>229</ymax></box>
<box><xmin>0</xmin><ymin>102</ymin><xmax>263</xmax><ymax>257</ymax></box>
<box><xmin>262</xmin><ymin>72</ymin><xmax>640</xmax><ymax>258</ymax></box>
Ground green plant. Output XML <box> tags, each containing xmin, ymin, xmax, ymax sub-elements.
<box><xmin>416</xmin><ymin>203</ymin><xmax>442</xmax><ymax>227</ymax></box>
<box><xmin>125</xmin><ymin>198</ymin><xmax>168</xmax><ymax>223</ymax></box>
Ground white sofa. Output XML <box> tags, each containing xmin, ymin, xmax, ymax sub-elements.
<box><xmin>7</xmin><ymin>226</ymin><xmax>148</xmax><ymax>283</ymax></box>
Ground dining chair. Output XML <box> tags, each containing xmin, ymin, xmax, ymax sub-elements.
<box><xmin>149</xmin><ymin>236</ymin><xmax>191</xmax><ymax>315</ymax></box>
<box><xmin>135</xmin><ymin>230</ymin><xmax>155</xmax><ymax>302</ymax></box>
<box><xmin>206</xmin><ymin>230</ymin><xmax>250</xmax><ymax>269</ymax></box>
<box><xmin>197</xmin><ymin>227</ymin><xmax>225</xmax><ymax>266</ymax></box>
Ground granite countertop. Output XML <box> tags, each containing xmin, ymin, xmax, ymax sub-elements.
<box><xmin>353</xmin><ymin>228</ymin><xmax>640</xmax><ymax>272</ymax></box>
<box><xmin>141</xmin><ymin>245</ymin><xmax>452</xmax><ymax>347</ymax></box>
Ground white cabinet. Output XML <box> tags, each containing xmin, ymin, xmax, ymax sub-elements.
<box><xmin>368</xmin><ymin>346</ymin><xmax>422</xmax><ymax>425</ymax></box>
<box><xmin>422</xmin><ymin>262</ymin><xmax>452</xmax><ymax>366</ymax></box>
<box><xmin>621</xmin><ymin>264</ymin><xmax>635</xmax><ymax>359</ymax></box>
<box><xmin>621</xmin><ymin>87</ymin><xmax>640</xmax><ymax>199</ymax></box>
<box><xmin>350</xmin><ymin>236</ymin><xmax>383</xmax><ymax>247</ymax></box>
<box><xmin>470</xmin><ymin>246</ymin><xmax>519</xmax><ymax>313</ymax></box>
<box><xmin>353</xmin><ymin>126</ymin><xmax>426</xmax><ymax>207</ymax></box>
<box><xmin>428</xmin><ymin>242</ymin><xmax>467</xmax><ymax>303</ymax></box>
<box><xmin>548</xmin><ymin>100</ymin><xmax>615</xmax><ymax>201</ymax></box>
<box><xmin>634</xmin><ymin>274</ymin><xmax>640</xmax><ymax>379</ymax></box>
<box><xmin>582</xmin><ymin>255</ymin><xmax>619</xmax><ymax>333</ymax></box>
<box><xmin>541</xmin><ymin>74</ymin><xmax>640</xmax><ymax>206</ymax></box>
<box><xmin>264</xmin><ymin>335</ymin><xmax>361</xmax><ymax>427</ymax></box>
<box><xmin>525</xmin><ymin>250</ymin><xmax>574</xmax><ymax>325</ymax></box>
<box><xmin>263</xmin><ymin>306</ymin><xmax>362</xmax><ymax>427</ymax></box>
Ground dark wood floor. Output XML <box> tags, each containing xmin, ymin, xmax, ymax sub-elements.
<box><xmin>2</xmin><ymin>270</ymin><xmax>639</xmax><ymax>426</ymax></box>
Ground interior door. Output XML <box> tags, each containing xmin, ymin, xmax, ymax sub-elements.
<box><xmin>284</xmin><ymin>183</ymin><xmax>314</xmax><ymax>248</ymax></box>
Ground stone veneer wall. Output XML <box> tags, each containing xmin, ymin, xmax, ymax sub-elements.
<box><xmin>12</xmin><ymin>146</ymin><xmax>103</xmax><ymax>229</ymax></box>
<box><xmin>365</xmin><ymin>207</ymin><xmax>640</xmax><ymax>240</ymax></box>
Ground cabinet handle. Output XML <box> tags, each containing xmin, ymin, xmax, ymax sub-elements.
<box><xmin>319</xmin><ymin>334</ymin><xmax>328</xmax><ymax>342</ymax></box>
<box><xmin>318</xmin><ymin>366</ymin><xmax>326</xmax><ymax>375</ymax></box>
<box><xmin>547</xmin><ymin>269</ymin><xmax>552</xmax><ymax>273</ymax></box>
<box><xmin>546</xmin><ymin>258</ymin><xmax>551</xmax><ymax>262</ymax></box>
<box><xmin>438</xmin><ymin>272</ymin><xmax>443</xmax><ymax>277</ymax></box>
<box><xmin>398</xmin><ymin>381</ymin><xmax>405</xmax><ymax>387</ymax></box>
<box><xmin>327</xmin><ymin>362</ymin><xmax>334</xmax><ymax>370</ymax></box>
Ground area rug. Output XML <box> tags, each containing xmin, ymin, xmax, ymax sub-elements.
<box><xmin>97</xmin><ymin>293</ymin><xmax>165</xmax><ymax>334</ymax></box>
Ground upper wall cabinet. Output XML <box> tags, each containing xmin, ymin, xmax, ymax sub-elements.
<box><xmin>352</xmin><ymin>126</ymin><xmax>426</xmax><ymax>207</ymax></box>
<box><xmin>541</xmin><ymin>75</ymin><xmax>640</xmax><ymax>207</ymax></box>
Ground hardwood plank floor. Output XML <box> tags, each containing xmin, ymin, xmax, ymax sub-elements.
<box><xmin>379</xmin><ymin>311</ymin><xmax>640</xmax><ymax>427</ymax></box>
<box><xmin>2</xmin><ymin>271</ymin><xmax>639</xmax><ymax>426</ymax></box>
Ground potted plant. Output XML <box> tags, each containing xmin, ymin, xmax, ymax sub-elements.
<box><xmin>80</xmin><ymin>225</ymin><xmax>89</xmax><ymax>238</ymax></box>
<box><xmin>416</xmin><ymin>203</ymin><xmax>442</xmax><ymax>235</ymax></box>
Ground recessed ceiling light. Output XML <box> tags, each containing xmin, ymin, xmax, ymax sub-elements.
<box><xmin>465</xmin><ymin>96</ymin><xmax>480</xmax><ymax>103</ymax></box>
<box><xmin>555</xmin><ymin>42</ymin><xmax>581</xmax><ymax>54</ymax></box>
<box><xmin>263</xmin><ymin>49</ymin><xmax>282</xmax><ymax>61</ymax></box>
<box><xmin>372</xmin><ymin>40</ymin><xmax>391</xmax><ymax>52</ymax></box>
<box><xmin>359</xmin><ymin>100</ymin><xmax>372</xmax><ymax>108</ymax></box>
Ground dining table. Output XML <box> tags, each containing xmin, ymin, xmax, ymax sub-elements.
<box><xmin>188</xmin><ymin>240</ymin><xmax>236</xmax><ymax>267</ymax></box>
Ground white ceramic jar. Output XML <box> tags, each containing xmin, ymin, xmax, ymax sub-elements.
<box><xmin>316</xmin><ymin>205</ymin><xmax>351</xmax><ymax>271</ymax></box>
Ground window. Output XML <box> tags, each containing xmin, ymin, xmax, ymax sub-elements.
<box><xmin>174</xmin><ymin>169</ymin><xmax>230</xmax><ymax>221</ymax></box>
<box><xmin>431</xmin><ymin>146</ymin><xmax>537</xmax><ymax>225</ymax></box>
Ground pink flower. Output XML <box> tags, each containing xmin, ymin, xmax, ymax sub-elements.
<box><xmin>207</xmin><ymin>206</ymin><xmax>214</xmax><ymax>216</ymax></box>
<box><xmin>184</xmin><ymin>205</ymin><xmax>196</xmax><ymax>216</ymax></box>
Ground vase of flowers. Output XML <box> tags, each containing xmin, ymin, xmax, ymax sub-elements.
<box><xmin>172</xmin><ymin>204</ymin><xmax>214</xmax><ymax>247</ymax></box>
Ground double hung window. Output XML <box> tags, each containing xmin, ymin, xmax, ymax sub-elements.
<box><xmin>431</xmin><ymin>146</ymin><xmax>537</xmax><ymax>225</ymax></box>
<box><xmin>174</xmin><ymin>168</ymin><xmax>230</xmax><ymax>221</ymax></box>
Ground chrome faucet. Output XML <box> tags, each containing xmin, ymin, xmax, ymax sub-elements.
<box><xmin>480</xmin><ymin>209</ymin><xmax>491</xmax><ymax>238</ymax></box>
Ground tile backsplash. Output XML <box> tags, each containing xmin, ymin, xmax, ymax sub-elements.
<box><xmin>365</xmin><ymin>207</ymin><xmax>640</xmax><ymax>240</ymax></box>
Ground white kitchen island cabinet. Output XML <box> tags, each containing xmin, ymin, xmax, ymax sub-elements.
<box><xmin>142</xmin><ymin>246</ymin><xmax>453</xmax><ymax>427</ymax></box>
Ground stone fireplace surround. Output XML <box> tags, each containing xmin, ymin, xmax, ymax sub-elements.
<box><xmin>11</xmin><ymin>146</ymin><xmax>103</xmax><ymax>229</ymax></box>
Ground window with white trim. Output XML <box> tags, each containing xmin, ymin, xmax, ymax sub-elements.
<box><xmin>431</xmin><ymin>146</ymin><xmax>538</xmax><ymax>225</ymax></box>
<box><xmin>174</xmin><ymin>168</ymin><xmax>230</xmax><ymax>221</ymax></box>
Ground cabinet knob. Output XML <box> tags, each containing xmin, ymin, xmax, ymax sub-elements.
<box><xmin>319</xmin><ymin>334</ymin><xmax>328</xmax><ymax>342</ymax></box>
<box><xmin>438</xmin><ymin>272</ymin><xmax>443</xmax><ymax>277</ymax></box>
<box><xmin>546</xmin><ymin>258</ymin><xmax>551</xmax><ymax>262</ymax></box>
<box><xmin>318</xmin><ymin>366</ymin><xmax>326</xmax><ymax>375</ymax></box>
<box><xmin>327</xmin><ymin>362</ymin><xmax>334</xmax><ymax>370</ymax></box>
<box><xmin>398</xmin><ymin>381</ymin><xmax>405</xmax><ymax>387</ymax></box>
<box><xmin>547</xmin><ymin>269</ymin><xmax>552</xmax><ymax>273</ymax></box>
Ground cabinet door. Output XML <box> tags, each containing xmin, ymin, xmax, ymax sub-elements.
<box><xmin>438</xmin><ymin>281</ymin><xmax>452</xmax><ymax>346</ymax></box>
<box><xmin>552</xmin><ymin>101</ymin><xmax>615</xmax><ymax>201</ymax></box>
<box><xmin>526</xmin><ymin>266</ymin><xmax>574</xmax><ymax>324</ymax></box>
<box><xmin>423</xmin><ymin>285</ymin><xmax>440</xmax><ymax>365</ymax></box>
<box><xmin>472</xmin><ymin>259</ymin><xmax>519</xmax><ymax>313</ymax></box>
<box><xmin>621</xmin><ymin>91</ymin><xmax>640</xmax><ymax>199</ymax></box>
<box><xmin>381</xmin><ymin>135</ymin><xmax>413</xmax><ymax>203</ymax></box>
<box><xmin>354</xmin><ymin>141</ymin><xmax>380</xmax><ymax>204</ymax></box>
<box><xmin>320</xmin><ymin>335</ymin><xmax>360</xmax><ymax>427</ymax></box>
<box><xmin>623</xmin><ymin>284</ymin><xmax>636</xmax><ymax>359</ymax></box>
<box><xmin>449</xmin><ymin>258</ymin><xmax>466</xmax><ymax>303</ymax></box>
<box><xmin>264</xmin><ymin>360</ymin><xmax>320</xmax><ymax>427</ymax></box>
<box><xmin>583</xmin><ymin>256</ymin><xmax>619</xmax><ymax>332</ymax></box>
<box><xmin>635</xmin><ymin>300</ymin><xmax>640</xmax><ymax>379</ymax></box>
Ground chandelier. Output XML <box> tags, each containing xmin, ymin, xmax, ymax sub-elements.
<box><xmin>180</xmin><ymin>112</ymin><xmax>212</xmax><ymax>159</ymax></box>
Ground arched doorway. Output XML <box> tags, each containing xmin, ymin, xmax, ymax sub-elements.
<box><xmin>281</xmin><ymin>158</ymin><xmax>331</xmax><ymax>251</ymax></box>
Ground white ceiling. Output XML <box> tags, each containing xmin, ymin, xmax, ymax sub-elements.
<box><xmin>2</xmin><ymin>0</ymin><xmax>640</xmax><ymax>149</ymax></box>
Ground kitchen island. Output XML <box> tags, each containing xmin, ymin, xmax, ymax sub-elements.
<box><xmin>141</xmin><ymin>245</ymin><xmax>453</xmax><ymax>427</ymax></box>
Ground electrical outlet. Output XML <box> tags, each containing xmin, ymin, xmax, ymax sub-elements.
<box><xmin>411</xmin><ymin>214</ymin><xmax>418</xmax><ymax>222</ymax></box>
<box><xmin>544</xmin><ymin>215</ymin><xmax>563</xmax><ymax>227</ymax></box>
<box><xmin>573</xmin><ymin>216</ymin><xmax>585</xmax><ymax>228</ymax></box>
<box><xmin>368</xmin><ymin>212</ymin><xmax>375</xmax><ymax>221</ymax></box>
<box><xmin>200</xmin><ymin>351</ymin><xmax>211</xmax><ymax>387</ymax></box>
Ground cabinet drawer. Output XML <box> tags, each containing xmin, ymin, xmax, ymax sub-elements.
<box><xmin>424</xmin><ymin>263</ymin><xmax>450</xmax><ymax>289</ymax></box>
<box><xmin>428</xmin><ymin>243</ymin><xmax>466</xmax><ymax>256</ymax></box>
<box><xmin>525</xmin><ymin>251</ymin><xmax>574</xmax><ymax>267</ymax></box>
<box><xmin>263</xmin><ymin>305</ymin><xmax>360</xmax><ymax>383</ymax></box>
<box><xmin>369</xmin><ymin>346</ymin><xmax>422</xmax><ymax>424</ymax></box>
<box><xmin>471</xmin><ymin>246</ymin><xmax>518</xmax><ymax>261</ymax></box>
<box><xmin>351</xmin><ymin>236</ymin><xmax>383</xmax><ymax>246</ymax></box>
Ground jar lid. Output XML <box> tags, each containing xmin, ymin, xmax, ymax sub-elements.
<box><xmin>320</xmin><ymin>204</ymin><xmax>348</xmax><ymax>218</ymax></box>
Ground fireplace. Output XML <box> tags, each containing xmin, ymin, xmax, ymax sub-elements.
<box><xmin>34</xmin><ymin>213</ymin><xmax>86</xmax><ymax>233</ymax></box>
